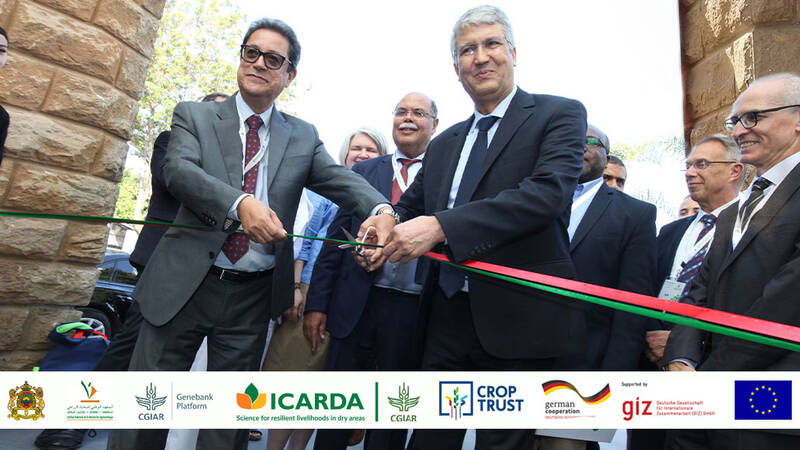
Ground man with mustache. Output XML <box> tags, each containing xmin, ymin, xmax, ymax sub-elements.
<box><xmin>107</xmin><ymin>18</ymin><xmax>391</xmax><ymax>450</ymax></box>
<box><xmin>305</xmin><ymin>92</ymin><xmax>438</xmax><ymax>450</ymax></box>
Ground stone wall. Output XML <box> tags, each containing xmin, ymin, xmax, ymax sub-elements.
<box><xmin>0</xmin><ymin>0</ymin><xmax>165</xmax><ymax>370</ymax></box>
<box><xmin>680</xmin><ymin>0</ymin><xmax>800</xmax><ymax>148</ymax></box>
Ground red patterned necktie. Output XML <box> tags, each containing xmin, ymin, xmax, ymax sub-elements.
<box><xmin>391</xmin><ymin>158</ymin><xmax>420</xmax><ymax>204</ymax></box>
<box><xmin>221</xmin><ymin>114</ymin><xmax>264</xmax><ymax>264</ymax></box>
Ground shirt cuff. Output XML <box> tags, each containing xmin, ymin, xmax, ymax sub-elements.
<box><xmin>229</xmin><ymin>194</ymin><xmax>253</xmax><ymax>221</ymax></box>
<box><xmin>668</xmin><ymin>358</ymin><xmax>697</xmax><ymax>369</ymax></box>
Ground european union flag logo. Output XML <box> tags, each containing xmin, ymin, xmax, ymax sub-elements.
<box><xmin>735</xmin><ymin>380</ymin><xmax>791</xmax><ymax>420</ymax></box>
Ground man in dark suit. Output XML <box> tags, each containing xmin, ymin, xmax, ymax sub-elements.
<box><xmin>361</xmin><ymin>6</ymin><xmax>587</xmax><ymax>449</ymax></box>
<box><xmin>108</xmin><ymin>18</ymin><xmax>389</xmax><ymax>450</ymax></box>
<box><xmin>305</xmin><ymin>92</ymin><xmax>437</xmax><ymax>450</ymax></box>
<box><xmin>535</xmin><ymin>125</ymin><xmax>656</xmax><ymax>450</ymax></box>
<box><xmin>664</xmin><ymin>73</ymin><xmax>800</xmax><ymax>449</ymax></box>
<box><xmin>628</xmin><ymin>134</ymin><xmax>743</xmax><ymax>450</ymax></box>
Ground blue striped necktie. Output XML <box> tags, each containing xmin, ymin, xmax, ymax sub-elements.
<box><xmin>676</xmin><ymin>213</ymin><xmax>716</xmax><ymax>295</ymax></box>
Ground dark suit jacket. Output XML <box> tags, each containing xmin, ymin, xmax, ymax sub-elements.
<box><xmin>129</xmin><ymin>130</ymin><xmax>181</xmax><ymax>269</ymax></box>
<box><xmin>665</xmin><ymin>163</ymin><xmax>800</xmax><ymax>371</ymax></box>
<box><xmin>645</xmin><ymin>215</ymin><xmax>695</xmax><ymax>331</ymax></box>
<box><xmin>0</xmin><ymin>104</ymin><xmax>8</xmax><ymax>167</ymax></box>
<box><xmin>305</xmin><ymin>155</ymin><xmax>395</xmax><ymax>339</ymax></box>
<box><xmin>394</xmin><ymin>88</ymin><xmax>588</xmax><ymax>360</ymax></box>
<box><xmin>562</xmin><ymin>182</ymin><xmax>657</xmax><ymax>370</ymax></box>
<box><xmin>134</xmin><ymin>96</ymin><xmax>386</xmax><ymax>326</ymax></box>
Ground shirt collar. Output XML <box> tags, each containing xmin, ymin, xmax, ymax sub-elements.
<box><xmin>472</xmin><ymin>85</ymin><xmax>518</xmax><ymax>124</ymax></box>
<box><xmin>574</xmin><ymin>177</ymin><xmax>604</xmax><ymax>200</ymax></box>
<box><xmin>235</xmin><ymin>92</ymin><xmax>274</xmax><ymax>129</ymax></box>
<box><xmin>695</xmin><ymin>196</ymin><xmax>739</xmax><ymax>223</ymax></box>
<box><xmin>757</xmin><ymin>150</ymin><xmax>800</xmax><ymax>188</ymax></box>
<box><xmin>394</xmin><ymin>148</ymin><xmax>426</xmax><ymax>162</ymax></box>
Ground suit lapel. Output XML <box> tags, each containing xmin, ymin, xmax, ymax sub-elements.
<box><xmin>719</xmin><ymin>165</ymin><xmax>800</xmax><ymax>274</ymax></box>
<box><xmin>570</xmin><ymin>183</ymin><xmax>613</xmax><ymax>251</ymax></box>
<box><xmin>267</xmin><ymin>109</ymin><xmax>291</xmax><ymax>191</ymax></box>
<box><xmin>376</xmin><ymin>156</ymin><xmax>393</xmax><ymax>200</ymax></box>
<box><xmin>213</xmin><ymin>97</ymin><xmax>243</xmax><ymax>187</ymax></box>
<box><xmin>435</xmin><ymin>119</ymin><xmax>473</xmax><ymax>210</ymax></box>
<box><xmin>480</xmin><ymin>90</ymin><xmax>535</xmax><ymax>181</ymax></box>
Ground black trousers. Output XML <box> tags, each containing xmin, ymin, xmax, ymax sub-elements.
<box><xmin>314</xmin><ymin>286</ymin><xmax>419</xmax><ymax>450</ymax></box>
<box><xmin>408</xmin><ymin>288</ymin><xmax>555</xmax><ymax>450</ymax></box>
<box><xmin>93</xmin><ymin>301</ymin><xmax>143</xmax><ymax>371</ymax></box>
<box><xmin>106</xmin><ymin>270</ymin><xmax>272</xmax><ymax>450</ymax></box>
<box><xmin>665</xmin><ymin>429</ymin><xmax>800</xmax><ymax>450</ymax></box>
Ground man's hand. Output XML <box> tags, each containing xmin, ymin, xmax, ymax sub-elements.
<box><xmin>357</xmin><ymin>210</ymin><xmax>397</xmax><ymax>271</ymax></box>
<box><xmin>303</xmin><ymin>311</ymin><xmax>328</xmax><ymax>353</ymax></box>
<box><xmin>237</xmin><ymin>196</ymin><xmax>286</xmax><ymax>244</ymax></box>
<box><xmin>383</xmin><ymin>215</ymin><xmax>446</xmax><ymax>264</ymax></box>
<box><xmin>644</xmin><ymin>330</ymin><xmax>671</xmax><ymax>367</ymax></box>
<box><xmin>282</xmin><ymin>287</ymin><xmax>304</xmax><ymax>323</ymax></box>
<box><xmin>666</xmin><ymin>361</ymin><xmax>695</xmax><ymax>372</ymax></box>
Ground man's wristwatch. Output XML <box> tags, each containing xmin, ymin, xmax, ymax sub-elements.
<box><xmin>376</xmin><ymin>207</ymin><xmax>401</xmax><ymax>224</ymax></box>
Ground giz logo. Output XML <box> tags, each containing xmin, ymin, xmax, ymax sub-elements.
<box><xmin>622</xmin><ymin>397</ymin><xmax>652</xmax><ymax>421</ymax></box>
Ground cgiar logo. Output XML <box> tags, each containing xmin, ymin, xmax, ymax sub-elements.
<box><xmin>8</xmin><ymin>381</ymin><xmax>45</xmax><ymax>421</ymax></box>
<box><xmin>136</xmin><ymin>383</ymin><xmax>167</xmax><ymax>421</ymax></box>
<box><xmin>388</xmin><ymin>383</ymin><xmax>419</xmax><ymax>423</ymax></box>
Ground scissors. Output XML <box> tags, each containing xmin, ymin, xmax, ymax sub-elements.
<box><xmin>337</xmin><ymin>227</ymin><xmax>374</xmax><ymax>255</ymax></box>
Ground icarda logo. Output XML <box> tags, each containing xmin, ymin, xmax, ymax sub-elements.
<box><xmin>237</xmin><ymin>384</ymin><xmax>267</xmax><ymax>410</ymax></box>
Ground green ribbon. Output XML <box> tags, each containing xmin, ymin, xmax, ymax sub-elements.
<box><xmin>3</xmin><ymin>209</ymin><xmax>798</xmax><ymax>353</ymax></box>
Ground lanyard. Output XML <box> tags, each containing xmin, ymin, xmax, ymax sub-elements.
<box><xmin>239</xmin><ymin>126</ymin><xmax>269</xmax><ymax>178</ymax></box>
<box><xmin>670</xmin><ymin>226</ymin><xmax>714</xmax><ymax>280</ymax></box>
<box><xmin>392</xmin><ymin>154</ymin><xmax>418</xmax><ymax>193</ymax></box>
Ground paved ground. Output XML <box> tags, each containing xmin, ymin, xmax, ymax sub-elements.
<box><xmin>0</xmin><ymin>428</ymin><xmax>627</xmax><ymax>449</ymax></box>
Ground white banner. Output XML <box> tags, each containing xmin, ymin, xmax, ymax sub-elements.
<box><xmin>2</xmin><ymin>372</ymin><xmax>798</xmax><ymax>429</ymax></box>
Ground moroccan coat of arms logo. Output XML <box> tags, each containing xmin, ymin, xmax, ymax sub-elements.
<box><xmin>8</xmin><ymin>381</ymin><xmax>45</xmax><ymax>420</ymax></box>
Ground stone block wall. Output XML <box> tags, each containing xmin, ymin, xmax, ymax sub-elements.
<box><xmin>0</xmin><ymin>0</ymin><xmax>165</xmax><ymax>370</ymax></box>
<box><xmin>680</xmin><ymin>0</ymin><xmax>800</xmax><ymax>148</ymax></box>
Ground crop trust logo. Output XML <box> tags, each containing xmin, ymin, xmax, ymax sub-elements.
<box><xmin>7</xmin><ymin>381</ymin><xmax>45</xmax><ymax>421</ymax></box>
<box><xmin>439</xmin><ymin>381</ymin><xmax>473</xmax><ymax>420</ymax></box>
<box><xmin>542</xmin><ymin>380</ymin><xmax>610</xmax><ymax>418</ymax></box>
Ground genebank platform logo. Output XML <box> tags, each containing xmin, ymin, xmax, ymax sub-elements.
<box><xmin>388</xmin><ymin>382</ymin><xmax>419</xmax><ymax>423</ymax></box>
<box><xmin>735</xmin><ymin>380</ymin><xmax>791</xmax><ymax>420</ymax></box>
<box><xmin>135</xmin><ymin>383</ymin><xmax>168</xmax><ymax>421</ymax></box>
<box><xmin>439</xmin><ymin>381</ymin><xmax>473</xmax><ymax>420</ymax></box>
<box><xmin>542</xmin><ymin>380</ymin><xmax>610</xmax><ymax>418</ymax></box>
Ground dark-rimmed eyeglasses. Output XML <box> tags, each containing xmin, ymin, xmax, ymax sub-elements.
<box><xmin>682</xmin><ymin>159</ymin><xmax>738</xmax><ymax>171</ymax></box>
<box><xmin>240</xmin><ymin>45</ymin><xmax>293</xmax><ymax>70</ymax></box>
<box><xmin>393</xmin><ymin>108</ymin><xmax>434</xmax><ymax>119</ymax></box>
<box><xmin>724</xmin><ymin>104</ymin><xmax>800</xmax><ymax>133</ymax></box>
<box><xmin>585</xmin><ymin>137</ymin><xmax>605</xmax><ymax>149</ymax></box>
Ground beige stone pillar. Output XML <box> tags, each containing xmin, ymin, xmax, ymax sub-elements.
<box><xmin>680</xmin><ymin>0</ymin><xmax>800</xmax><ymax>149</ymax></box>
<box><xmin>0</xmin><ymin>0</ymin><xmax>166</xmax><ymax>370</ymax></box>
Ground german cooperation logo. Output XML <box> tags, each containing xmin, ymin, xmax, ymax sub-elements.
<box><xmin>7</xmin><ymin>381</ymin><xmax>45</xmax><ymax>421</ymax></box>
<box><xmin>542</xmin><ymin>380</ymin><xmax>610</xmax><ymax>418</ymax></box>
<box><xmin>387</xmin><ymin>383</ymin><xmax>419</xmax><ymax>423</ymax></box>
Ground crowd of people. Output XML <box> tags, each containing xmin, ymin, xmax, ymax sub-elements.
<box><xmin>13</xmin><ymin>4</ymin><xmax>800</xmax><ymax>450</ymax></box>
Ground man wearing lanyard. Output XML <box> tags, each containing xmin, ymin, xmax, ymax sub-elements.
<box><xmin>360</xmin><ymin>6</ymin><xmax>587</xmax><ymax>449</ymax></box>
<box><xmin>108</xmin><ymin>18</ymin><xmax>390</xmax><ymax>450</ymax></box>
<box><xmin>628</xmin><ymin>134</ymin><xmax>743</xmax><ymax>450</ymax></box>
<box><xmin>305</xmin><ymin>92</ymin><xmax>437</xmax><ymax>450</ymax></box>
<box><xmin>664</xmin><ymin>73</ymin><xmax>800</xmax><ymax>449</ymax></box>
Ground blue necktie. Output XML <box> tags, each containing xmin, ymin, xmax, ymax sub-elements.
<box><xmin>439</xmin><ymin>115</ymin><xmax>500</xmax><ymax>298</ymax></box>
<box><xmin>676</xmin><ymin>214</ymin><xmax>716</xmax><ymax>296</ymax></box>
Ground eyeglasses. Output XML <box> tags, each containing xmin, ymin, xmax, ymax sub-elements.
<box><xmin>457</xmin><ymin>37</ymin><xmax>507</xmax><ymax>58</ymax></box>
<box><xmin>585</xmin><ymin>137</ymin><xmax>605</xmax><ymax>149</ymax></box>
<box><xmin>393</xmin><ymin>108</ymin><xmax>434</xmax><ymax>119</ymax></box>
<box><xmin>240</xmin><ymin>45</ymin><xmax>293</xmax><ymax>70</ymax></box>
<box><xmin>682</xmin><ymin>159</ymin><xmax>738</xmax><ymax>171</ymax></box>
<box><xmin>724</xmin><ymin>104</ymin><xmax>800</xmax><ymax>133</ymax></box>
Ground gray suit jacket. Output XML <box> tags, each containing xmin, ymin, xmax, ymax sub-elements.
<box><xmin>134</xmin><ymin>95</ymin><xmax>386</xmax><ymax>326</ymax></box>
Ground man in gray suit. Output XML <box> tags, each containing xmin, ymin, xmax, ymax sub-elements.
<box><xmin>108</xmin><ymin>18</ymin><xmax>391</xmax><ymax>450</ymax></box>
